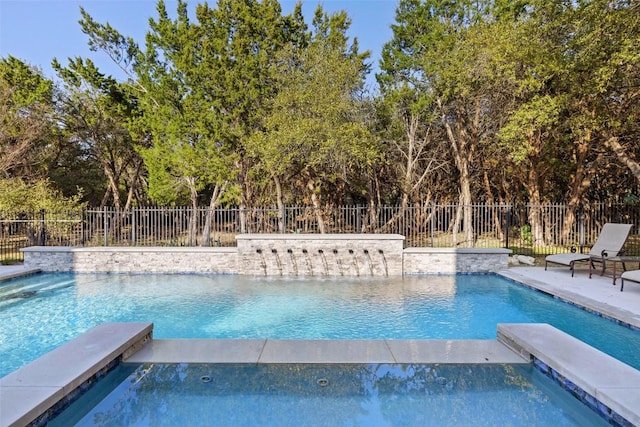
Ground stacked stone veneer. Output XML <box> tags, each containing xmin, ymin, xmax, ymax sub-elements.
<box><xmin>22</xmin><ymin>236</ymin><xmax>511</xmax><ymax>275</ymax></box>
<box><xmin>403</xmin><ymin>247</ymin><xmax>512</xmax><ymax>274</ymax></box>
<box><xmin>21</xmin><ymin>246</ymin><xmax>238</xmax><ymax>274</ymax></box>
<box><xmin>236</xmin><ymin>234</ymin><xmax>405</xmax><ymax>276</ymax></box>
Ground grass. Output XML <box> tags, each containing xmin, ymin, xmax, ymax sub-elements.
<box><xmin>1</xmin><ymin>256</ymin><xmax>23</xmax><ymax>265</ymax></box>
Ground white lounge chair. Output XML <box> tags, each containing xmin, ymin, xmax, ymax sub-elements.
<box><xmin>620</xmin><ymin>270</ymin><xmax>640</xmax><ymax>292</ymax></box>
<box><xmin>544</xmin><ymin>223</ymin><xmax>633</xmax><ymax>276</ymax></box>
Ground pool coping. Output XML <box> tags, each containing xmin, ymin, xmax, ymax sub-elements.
<box><xmin>0</xmin><ymin>266</ymin><xmax>41</xmax><ymax>282</ymax></box>
<box><xmin>0</xmin><ymin>322</ymin><xmax>152</xmax><ymax>427</ymax></box>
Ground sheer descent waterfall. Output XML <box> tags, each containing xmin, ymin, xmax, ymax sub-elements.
<box><xmin>237</xmin><ymin>234</ymin><xmax>405</xmax><ymax>277</ymax></box>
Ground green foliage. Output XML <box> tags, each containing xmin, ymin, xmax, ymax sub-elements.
<box><xmin>246</xmin><ymin>7</ymin><xmax>375</xmax><ymax>204</ymax></box>
<box><xmin>79</xmin><ymin>7</ymin><xmax>140</xmax><ymax>75</ymax></box>
<box><xmin>520</xmin><ymin>224</ymin><xmax>533</xmax><ymax>246</ymax></box>
<box><xmin>624</xmin><ymin>193</ymin><xmax>639</xmax><ymax>206</ymax></box>
<box><xmin>53</xmin><ymin>54</ymin><xmax>146</xmax><ymax>208</ymax></box>
<box><xmin>128</xmin><ymin>0</ymin><xmax>308</xmax><ymax>205</ymax></box>
<box><xmin>5</xmin><ymin>0</ymin><xmax>640</xmax><ymax>211</ymax></box>
<box><xmin>0</xmin><ymin>56</ymin><xmax>57</xmax><ymax>180</ymax></box>
<box><xmin>497</xmin><ymin>95</ymin><xmax>564</xmax><ymax>164</ymax></box>
<box><xmin>0</xmin><ymin>178</ymin><xmax>85</xmax><ymax>215</ymax></box>
<box><xmin>0</xmin><ymin>56</ymin><xmax>53</xmax><ymax>107</ymax></box>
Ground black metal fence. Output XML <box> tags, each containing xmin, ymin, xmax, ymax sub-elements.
<box><xmin>2</xmin><ymin>203</ymin><xmax>640</xmax><ymax>263</ymax></box>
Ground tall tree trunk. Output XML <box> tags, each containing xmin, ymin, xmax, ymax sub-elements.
<box><xmin>606</xmin><ymin>136</ymin><xmax>640</xmax><ymax>181</ymax></box>
<box><xmin>561</xmin><ymin>134</ymin><xmax>594</xmax><ymax>242</ymax></box>
<box><xmin>365</xmin><ymin>167</ymin><xmax>382</xmax><ymax>233</ymax></box>
<box><xmin>459</xmin><ymin>162</ymin><xmax>474</xmax><ymax>246</ymax></box>
<box><xmin>236</xmin><ymin>160</ymin><xmax>249</xmax><ymax>233</ymax></box>
<box><xmin>401</xmin><ymin>114</ymin><xmax>418</xmax><ymax>205</ymax></box>
<box><xmin>99</xmin><ymin>186</ymin><xmax>112</xmax><ymax>209</ymax></box>
<box><xmin>439</xmin><ymin>98</ymin><xmax>475</xmax><ymax>246</ymax></box>
<box><xmin>123</xmin><ymin>158</ymin><xmax>143</xmax><ymax>211</ymax></box>
<box><xmin>202</xmin><ymin>183</ymin><xmax>226</xmax><ymax>246</ymax></box>
<box><xmin>483</xmin><ymin>168</ymin><xmax>504</xmax><ymax>241</ymax></box>
<box><xmin>274</xmin><ymin>175</ymin><xmax>285</xmax><ymax>233</ymax></box>
<box><xmin>524</xmin><ymin>166</ymin><xmax>545</xmax><ymax>246</ymax></box>
<box><xmin>185</xmin><ymin>177</ymin><xmax>198</xmax><ymax>246</ymax></box>
<box><xmin>307</xmin><ymin>178</ymin><xmax>325</xmax><ymax>233</ymax></box>
<box><xmin>453</xmin><ymin>192</ymin><xmax>463</xmax><ymax>245</ymax></box>
<box><xmin>98</xmin><ymin>157</ymin><xmax>123</xmax><ymax>210</ymax></box>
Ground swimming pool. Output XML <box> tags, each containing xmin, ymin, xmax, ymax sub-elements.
<box><xmin>49</xmin><ymin>363</ymin><xmax>608</xmax><ymax>426</ymax></box>
<box><xmin>1</xmin><ymin>273</ymin><xmax>640</xmax><ymax>377</ymax></box>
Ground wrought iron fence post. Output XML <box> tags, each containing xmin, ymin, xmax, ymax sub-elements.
<box><xmin>505</xmin><ymin>204</ymin><xmax>511</xmax><ymax>249</ymax></box>
<box><xmin>132</xmin><ymin>208</ymin><xmax>136</xmax><ymax>246</ymax></box>
<box><xmin>578</xmin><ymin>203</ymin><xmax>585</xmax><ymax>253</ymax></box>
<box><xmin>281</xmin><ymin>204</ymin><xmax>286</xmax><ymax>233</ymax></box>
<box><xmin>81</xmin><ymin>208</ymin><xmax>87</xmax><ymax>246</ymax></box>
<box><xmin>103</xmin><ymin>206</ymin><xmax>108</xmax><ymax>247</ymax></box>
<box><xmin>39</xmin><ymin>209</ymin><xmax>46</xmax><ymax>246</ymax></box>
<box><xmin>80</xmin><ymin>208</ymin><xmax>84</xmax><ymax>246</ymax></box>
<box><xmin>430</xmin><ymin>202</ymin><xmax>435</xmax><ymax>247</ymax></box>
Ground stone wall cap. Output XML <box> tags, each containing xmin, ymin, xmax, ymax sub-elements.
<box><xmin>21</xmin><ymin>246</ymin><xmax>236</xmax><ymax>253</ymax></box>
<box><xmin>236</xmin><ymin>234</ymin><xmax>405</xmax><ymax>241</ymax></box>
<box><xmin>404</xmin><ymin>247</ymin><xmax>512</xmax><ymax>254</ymax></box>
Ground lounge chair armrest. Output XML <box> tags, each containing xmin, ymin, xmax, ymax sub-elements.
<box><xmin>598</xmin><ymin>248</ymin><xmax>625</xmax><ymax>259</ymax></box>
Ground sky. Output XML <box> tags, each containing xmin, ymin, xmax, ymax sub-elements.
<box><xmin>0</xmin><ymin>0</ymin><xmax>398</xmax><ymax>89</ymax></box>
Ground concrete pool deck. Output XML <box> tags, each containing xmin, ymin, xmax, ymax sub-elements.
<box><xmin>1</xmin><ymin>265</ymin><xmax>640</xmax><ymax>426</ymax></box>
<box><xmin>500</xmin><ymin>265</ymin><xmax>640</xmax><ymax>329</ymax></box>
<box><xmin>0</xmin><ymin>265</ymin><xmax>40</xmax><ymax>282</ymax></box>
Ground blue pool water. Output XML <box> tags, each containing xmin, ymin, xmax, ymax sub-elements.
<box><xmin>50</xmin><ymin>363</ymin><xmax>608</xmax><ymax>426</ymax></box>
<box><xmin>1</xmin><ymin>273</ymin><xmax>640</xmax><ymax>378</ymax></box>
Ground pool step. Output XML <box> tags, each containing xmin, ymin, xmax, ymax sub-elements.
<box><xmin>0</xmin><ymin>278</ymin><xmax>75</xmax><ymax>308</ymax></box>
<box><xmin>0</xmin><ymin>273</ymin><xmax>69</xmax><ymax>293</ymax></box>
<box><xmin>0</xmin><ymin>322</ymin><xmax>153</xmax><ymax>427</ymax></box>
<box><xmin>126</xmin><ymin>338</ymin><xmax>529</xmax><ymax>364</ymax></box>
<box><xmin>498</xmin><ymin>323</ymin><xmax>640</xmax><ymax>426</ymax></box>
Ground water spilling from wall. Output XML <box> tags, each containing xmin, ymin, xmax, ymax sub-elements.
<box><xmin>236</xmin><ymin>234</ymin><xmax>405</xmax><ymax>277</ymax></box>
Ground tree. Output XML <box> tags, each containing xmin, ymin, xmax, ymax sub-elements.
<box><xmin>496</xmin><ymin>0</ymin><xmax>640</xmax><ymax>243</ymax></box>
<box><xmin>380</xmin><ymin>0</ymin><xmax>504</xmax><ymax>245</ymax></box>
<box><xmin>0</xmin><ymin>56</ymin><xmax>55</xmax><ymax>180</ymax></box>
<box><xmin>53</xmin><ymin>57</ymin><xmax>146</xmax><ymax>209</ymax></box>
<box><xmin>378</xmin><ymin>16</ymin><xmax>452</xmax><ymax>225</ymax></box>
<box><xmin>577</xmin><ymin>0</ymin><xmax>640</xmax><ymax>188</ymax></box>
<box><xmin>0</xmin><ymin>178</ymin><xmax>84</xmax><ymax>214</ymax></box>
<box><xmin>0</xmin><ymin>178</ymin><xmax>85</xmax><ymax>245</ymax></box>
<box><xmin>246</xmin><ymin>6</ymin><xmax>375</xmax><ymax>232</ymax></box>
<box><xmin>191</xmin><ymin>0</ymin><xmax>309</xmax><ymax>234</ymax></box>
<box><xmin>78</xmin><ymin>0</ymin><xmax>314</xmax><ymax>240</ymax></box>
<box><xmin>136</xmin><ymin>0</ymin><xmax>238</xmax><ymax>244</ymax></box>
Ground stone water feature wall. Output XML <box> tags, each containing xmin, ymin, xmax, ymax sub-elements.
<box><xmin>236</xmin><ymin>234</ymin><xmax>405</xmax><ymax>276</ymax></box>
<box><xmin>21</xmin><ymin>235</ymin><xmax>510</xmax><ymax>275</ymax></box>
